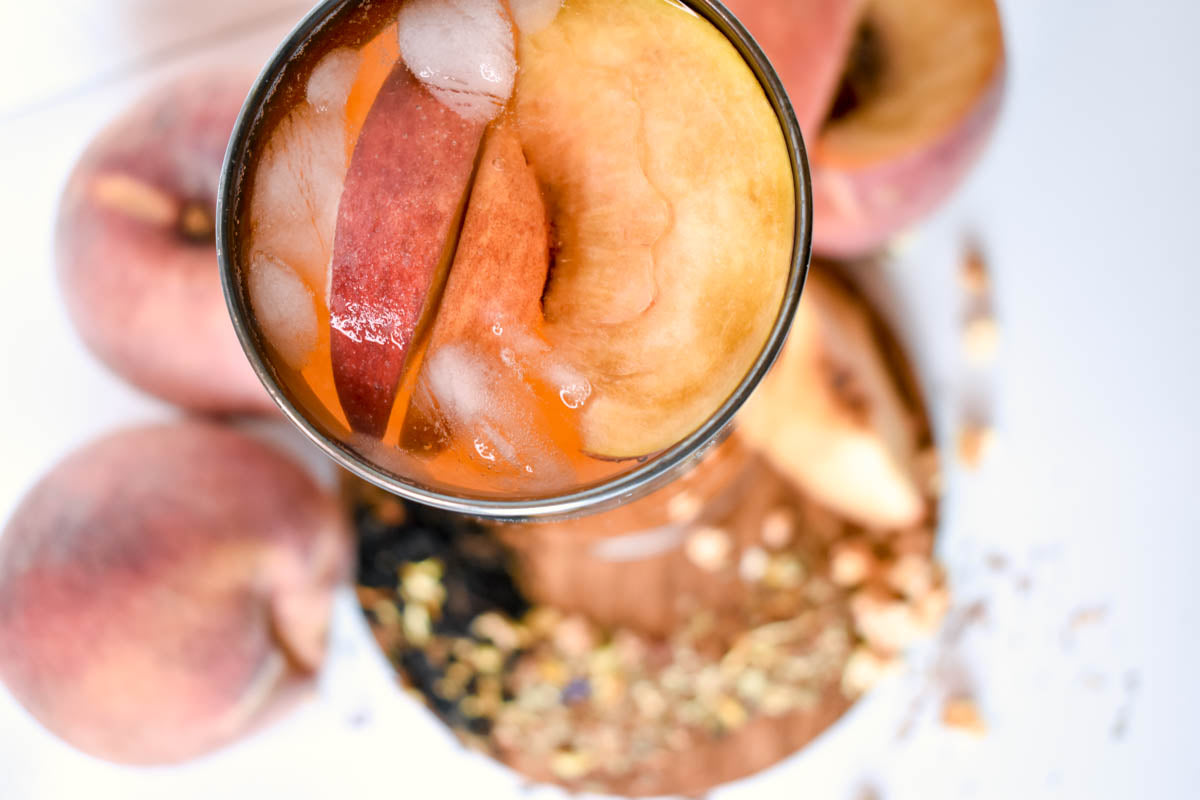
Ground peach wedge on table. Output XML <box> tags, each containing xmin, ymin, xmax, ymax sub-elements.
<box><xmin>737</xmin><ymin>266</ymin><xmax>927</xmax><ymax>530</ymax></box>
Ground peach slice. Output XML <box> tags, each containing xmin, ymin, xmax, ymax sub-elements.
<box><xmin>737</xmin><ymin>265</ymin><xmax>925</xmax><ymax>529</ymax></box>
<box><xmin>328</xmin><ymin>64</ymin><xmax>485</xmax><ymax>437</ymax></box>
<box><xmin>416</xmin><ymin>120</ymin><xmax>549</xmax><ymax>347</ymax></box>
<box><xmin>515</xmin><ymin>0</ymin><xmax>794</xmax><ymax>459</ymax></box>
<box><xmin>401</xmin><ymin>120</ymin><xmax>577</xmax><ymax>490</ymax></box>
<box><xmin>330</xmin><ymin>0</ymin><xmax>517</xmax><ymax>437</ymax></box>
<box><xmin>0</xmin><ymin>421</ymin><xmax>350</xmax><ymax>764</ymax></box>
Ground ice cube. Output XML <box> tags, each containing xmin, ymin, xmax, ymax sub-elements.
<box><xmin>419</xmin><ymin>342</ymin><xmax>570</xmax><ymax>483</ymax></box>
<box><xmin>424</xmin><ymin>342</ymin><xmax>490</xmax><ymax>422</ymax></box>
<box><xmin>509</xmin><ymin>0</ymin><xmax>562</xmax><ymax>34</ymax></box>
<box><xmin>249</xmin><ymin>105</ymin><xmax>346</xmax><ymax>297</ymax></box>
<box><xmin>306</xmin><ymin>47</ymin><xmax>359</xmax><ymax>113</ymax></box>
<box><xmin>248</xmin><ymin>252</ymin><xmax>318</xmax><ymax>369</ymax></box>
<box><xmin>396</xmin><ymin>0</ymin><xmax>515</xmax><ymax>122</ymax></box>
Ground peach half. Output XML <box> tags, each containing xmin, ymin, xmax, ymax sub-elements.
<box><xmin>516</xmin><ymin>0</ymin><xmax>795</xmax><ymax>459</ymax></box>
<box><xmin>726</xmin><ymin>0</ymin><xmax>1005</xmax><ymax>257</ymax></box>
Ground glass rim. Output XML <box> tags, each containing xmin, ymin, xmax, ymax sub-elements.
<box><xmin>216</xmin><ymin>0</ymin><xmax>813</xmax><ymax>521</ymax></box>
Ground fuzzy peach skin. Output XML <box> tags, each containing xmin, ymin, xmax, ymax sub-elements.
<box><xmin>0</xmin><ymin>421</ymin><xmax>350</xmax><ymax>764</ymax></box>
<box><xmin>725</xmin><ymin>0</ymin><xmax>1005</xmax><ymax>258</ymax></box>
<box><xmin>55</xmin><ymin>72</ymin><xmax>273</xmax><ymax>413</ymax></box>
<box><xmin>811</xmin><ymin>75</ymin><xmax>1004</xmax><ymax>257</ymax></box>
<box><xmin>723</xmin><ymin>0</ymin><xmax>865</xmax><ymax>134</ymax></box>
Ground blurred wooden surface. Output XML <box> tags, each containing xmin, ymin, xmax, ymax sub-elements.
<box><xmin>497</xmin><ymin>436</ymin><xmax>858</xmax><ymax>796</ymax></box>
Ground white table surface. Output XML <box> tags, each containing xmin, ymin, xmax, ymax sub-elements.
<box><xmin>1</xmin><ymin>1</ymin><xmax>1197</xmax><ymax>797</ymax></box>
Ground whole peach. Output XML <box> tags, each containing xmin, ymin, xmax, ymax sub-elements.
<box><xmin>55</xmin><ymin>72</ymin><xmax>272</xmax><ymax>413</ymax></box>
<box><xmin>0</xmin><ymin>421</ymin><xmax>350</xmax><ymax>763</ymax></box>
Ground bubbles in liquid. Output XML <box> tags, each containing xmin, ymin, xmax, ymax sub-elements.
<box><xmin>499</xmin><ymin>347</ymin><xmax>524</xmax><ymax>378</ymax></box>
<box><xmin>478</xmin><ymin>420</ymin><xmax>519</xmax><ymax>465</ymax></box>
<box><xmin>542</xmin><ymin>359</ymin><xmax>591</xmax><ymax>409</ymax></box>
<box><xmin>559</xmin><ymin>380</ymin><xmax>591</xmax><ymax>409</ymax></box>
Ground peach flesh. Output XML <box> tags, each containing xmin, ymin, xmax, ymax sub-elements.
<box><xmin>56</xmin><ymin>72</ymin><xmax>273</xmax><ymax>413</ymax></box>
<box><xmin>737</xmin><ymin>263</ymin><xmax>927</xmax><ymax>529</ymax></box>
<box><xmin>0</xmin><ymin>421</ymin><xmax>350</xmax><ymax>764</ymax></box>
<box><xmin>516</xmin><ymin>0</ymin><xmax>795</xmax><ymax>459</ymax></box>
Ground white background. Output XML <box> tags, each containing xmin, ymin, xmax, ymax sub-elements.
<box><xmin>1</xmin><ymin>0</ymin><xmax>1197</xmax><ymax>797</ymax></box>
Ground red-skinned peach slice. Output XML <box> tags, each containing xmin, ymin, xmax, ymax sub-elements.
<box><xmin>328</xmin><ymin>63</ymin><xmax>486</xmax><ymax>437</ymax></box>
<box><xmin>0</xmin><ymin>421</ymin><xmax>350</xmax><ymax>764</ymax></box>
<box><xmin>330</xmin><ymin>0</ymin><xmax>518</xmax><ymax>437</ymax></box>
<box><xmin>56</xmin><ymin>72</ymin><xmax>272</xmax><ymax>413</ymax></box>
